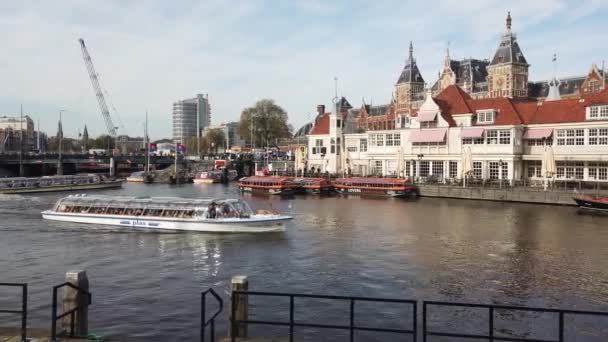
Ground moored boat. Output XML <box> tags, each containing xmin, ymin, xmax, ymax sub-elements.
<box><xmin>292</xmin><ymin>177</ymin><xmax>333</xmax><ymax>194</ymax></box>
<box><xmin>332</xmin><ymin>177</ymin><xmax>418</xmax><ymax>197</ymax></box>
<box><xmin>238</xmin><ymin>176</ymin><xmax>297</xmax><ymax>195</ymax></box>
<box><xmin>573</xmin><ymin>195</ymin><xmax>608</xmax><ymax>212</ymax></box>
<box><xmin>193</xmin><ymin>169</ymin><xmax>238</xmax><ymax>184</ymax></box>
<box><xmin>0</xmin><ymin>174</ymin><xmax>122</xmax><ymax>194</ymax></box>
<box><xmin>42</xmin><ymin>195</ymin><xmax>292</xmax><ymax>233</ymax></box>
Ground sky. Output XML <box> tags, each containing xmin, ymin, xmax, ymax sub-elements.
<box><xmin>1</xmin><ymin>0</ymin><xmax>607</xmax><ymax>140</ymax></box>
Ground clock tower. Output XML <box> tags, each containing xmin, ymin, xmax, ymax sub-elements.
<box><xmin>395</xmin><ymin>42</ymin><xmax>425</xmax><ymax>114</ymax></box>
<box><xmin>487</xmin><ymin>12</ymin><xmax>529</xmax><ymax>99</ymax></box>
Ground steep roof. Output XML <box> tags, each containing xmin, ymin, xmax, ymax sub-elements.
<box><xmin>514</xmin><ymin>99</ymin><xmax>585</xmax><ymax>124</ymax></box>
<box><xmin>309</xmin><ymin>113</ymin><xmax>330</xmax><ymax>135</ymax></box>
<box><xmin>490</xmin><ymin>13</ymin><xmax>527</xmax><ymax>66</ymax></box>
<box><xmin>397</xmin><ymin>42</ymin><xmax>424</xmax><ymax>84</ymax></box>
<box><xmin>434</xmin><ymin>85</ymin><xmax>472</xmax><ymax>115</ymax></box>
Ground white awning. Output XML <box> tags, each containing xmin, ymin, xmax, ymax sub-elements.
<box><xmin>460</xmin><ymin>127</ymin><xmax>485</xmax><ymax>139</ymax></box>
<box><xmin>417</xmin><ymin>111</ymin><xmax>437</xmax><ymax>122</ymax></box>
<box><xmin>408</xmin><ymin>129</ymin><xmax>447</xmax><ymax>143</ymax></box>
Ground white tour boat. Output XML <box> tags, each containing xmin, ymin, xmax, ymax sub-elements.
<box><xmin>42</xmin><ymin>195</ymin><xmax>292</xmax><ymax>233</ymax></box>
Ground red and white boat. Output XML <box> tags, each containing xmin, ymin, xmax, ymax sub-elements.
<box><xmin>332</xmin><ymin>177</ymin><xmax>418</xmax><ymax>197</ymax></box>
<box><xmin>238</xmin><ymin>176</ymin><xmax>297</xmax><ymax>195</ymax></box>
<box><xmin>573</xmin><ymin>195</ymin><xmax>608</xmax><ymax>212</ymax></box>
<box><xmin>193</xmin><ymin>170</ymin><xmax>238</xmax><ymax>184</ymax></box>
<box><xmin>292</xmin><ymin>178</ymin><xmax>334</xmax><ymax>195</ymax></box>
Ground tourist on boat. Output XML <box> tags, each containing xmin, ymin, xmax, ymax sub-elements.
<box><xmin>208</xmin><ymin>203</ymin><xmax>217</xmax><ymax>219</ymax></box>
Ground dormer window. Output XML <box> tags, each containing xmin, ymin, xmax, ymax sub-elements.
<box><xmin>588</xmin><ymin>105</ymin><xmax>608</xmax><ymax>120</ymax></box>
<box><xmin>477</xmin><ymin>110</ymin><xmax>495</xmax><ymax>124</ymax></box>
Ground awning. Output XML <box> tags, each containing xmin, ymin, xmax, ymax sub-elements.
<box><xmin>417</xmin><ymin>111</ymin><xmax>437</xmax><ymax>122</ymax></box>
<box><xmin>460</xmin><ymin>127</ymin><xmax>485</xmax><ymax>139</ymax></box>
<box><xmin>523</xmin><ymin>128</ymin><xmax>554</xmax><ymax>140</ymax></box>
<box><xmin>409</xmin><ymin>128</ymin><xmax>447</xmax><ymax>143</ymax></box>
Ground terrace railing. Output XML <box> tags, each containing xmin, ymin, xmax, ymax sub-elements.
<box><xmin>0</xmin><ymin>283</ymin><xmax>27</xmax><ymax>342</ymax></box>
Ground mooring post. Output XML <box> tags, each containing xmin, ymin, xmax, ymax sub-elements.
<box><xmin>62</xmin><ymin>270</ymin><xmax>89</xmax><ymax>337</ymax></box>
<box><xmin>231</xmin><ymin>275</ymin><xmax>249</xmax><ymax>339</ymax></box>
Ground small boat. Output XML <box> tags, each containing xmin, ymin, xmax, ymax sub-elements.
<box><xmin>292</xmin><ymin>178</ymin><xmax>333</xmax><ymax>195</ymax></box>
<box><xmin>126</xmin><ymin>171</ymin><xmax>154</xmax><ymax>183</ymax></box>
<box><xmin>42</xmin><ymin>195</ymin><xmax>292</xmax><ymax>233</ymax></box>
<box><xmin>0</xmin><ymin>174</ymin><xmax>122</xmax><ymax>194</ymax></box>
<box><xmin>332</xmin><ymin>177</ymin><xmax>418</xmax><ymax>197</ymax></box>
<box><xmin>238</xmin><ymin>176</ymin><xmax>297</xmax><ymax>195</ymax></box>
<box><xmin>573</xmin><ymin>195</ymin><xmax>608</xmax><ymax>212</ymax></box>
<box><xmin>193</xmin><ymin>169</ymin><xmax>238</xmax><ymax>184</ymax></box>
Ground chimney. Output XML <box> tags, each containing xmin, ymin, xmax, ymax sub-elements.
<box><xmin>317</xmin><ymin>105</ymin><xmax>325</xmax><ymax>117</ymax></box>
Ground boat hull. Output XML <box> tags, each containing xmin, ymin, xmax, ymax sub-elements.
<box><xmin>334</xmin><ymin>187</ymin><xmax>417</xmax><ymax>198</ymax></box>
<box><xmin>193</xmin><ymin>178</ymin><xmax>218</xmax><ymax>184</ymax></box>
<box><xmin>239</xmin><ymin>186</ymin><xmax>294</xmax><ymax>196</ymax></box>
<box><xmin>41</xmin><ymin>211</ymin><xmax>291</xmax><ymax>233</ymax></box>
<box><xmin>574</xmin><ymin>197</ymin><xmax>608</xmax><ymax>212</ymax></box>
<box><xmin>0</xmin><ymin>180</ymin><xmax>123</xmax><ymax>194</ymax></box>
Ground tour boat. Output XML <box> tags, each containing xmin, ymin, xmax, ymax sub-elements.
<box><xmin>292</xmin><ymin>177</ymin><xmax>334</xmax><ymax>195</ymax></box>
<box><xmin>193</xmin><ymin>169</ymin><xmax>238</xmax><ymax>184</ymax></box>
<box><xmin>0</xmin><ymin>175</ymin><xmax>122</xmax><ymax>194</ymax></box>
<box><xmin>573</xmin><ymin>195</ymin><xmax>608</xmax><ymax>212</ymax></box>
<box><xmin>238</xmin><ymin>176</ymin><xmax>298</xmax><ymax>195</ymax></box>
<box><xmin>332</xmin><ymin>177</ymin><xmax>419</xmax><ymax>198</ymax></box>
<box><xmin>42</xmin><ymin>195</ymin><xmax>292</xmax><ymax>233</ymax></box>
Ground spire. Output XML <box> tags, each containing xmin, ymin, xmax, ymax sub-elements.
<box><xmin>408</xmin><ymin>41</ymin><xmax>413</xmax><ymax>62</ymax></box>
<box><xmin>444</xmin><ymin>41</ymin><xmax>451</xmax><ymax>67</ymax></box>
<box><xmin>506</xmin><ymin>11</ymin><xmax>512</xmax><ymax>32</ymax></box>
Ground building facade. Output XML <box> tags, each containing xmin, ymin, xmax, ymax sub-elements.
<box><xmin>0</xmin><ymin>115</ymin><xmax>35</xmax><ymax>152</ymax></box>
<box><xmin>354</xmin><ymin>13</ymin><xmax>607</xmax><ymax>131</ymax></box>
<box><xmin>307</xmin><ymin>12</ymin><xmax>608</xmax><ymax>184</ymax></box>
<box><xmin>172</xmin><ymin>94</ymin><xmax>211</xmax><ymax>144</ymax></box>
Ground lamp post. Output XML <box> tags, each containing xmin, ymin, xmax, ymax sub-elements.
<box><xmin>114</xmin><ymin>126</ymin><xmax>120</xmax><ymax>155</ymax></box>
<box><xmin>499</xmin><ymin>159</ymin><xmax>504</xmax><ymax>189</ymax></box>
<box><xmin>57</xmin><ymin>109</ymin><xmax>68</xmax><ymax>175</ymax></box>
<box><xmin>417</xmin><ymin>153</ymin><xmax>424</xmax><ymax>182</ymax></box>
<box><xmin>410</xmin><ymin>159</ymin><xmax>415</xmax><ymax>184</ymax></box>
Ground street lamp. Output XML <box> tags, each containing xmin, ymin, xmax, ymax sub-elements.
<box><xmin>499</xmin><ymin>159</ymin><xmax>504</xmax><ymax>189</ymax></box>
<box><xmin>417</xmin><ymin>153</ymin><xmax>424</xmax><ymax>182</ymax></box>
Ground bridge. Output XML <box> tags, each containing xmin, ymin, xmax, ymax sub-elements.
<box><xmin>0</xmin><ymin>153</ymin><xmax>177</xmax><ymax>177</ymax></box>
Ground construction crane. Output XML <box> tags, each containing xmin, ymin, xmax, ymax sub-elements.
<box><xmin>78</xmin><ymin>38</ymin><xmax>117</xmax><ymax>140</ymax></box>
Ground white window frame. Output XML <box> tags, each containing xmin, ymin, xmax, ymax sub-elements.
<box><xmin>360</xmin><ymin>139</ymin><xmax>368</xmax><ymax>152</ymax></box>
<box><xmin>477</xmin><ymin>110</ymin><xmax>495</xmax><ymax>125</ymax></box>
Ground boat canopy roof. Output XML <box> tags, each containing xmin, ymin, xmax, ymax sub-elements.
<box><xmin>334</xmin><ymin>177</ymin><xmax>409</xmax><ymax>184</ymax></box>
<box><xmin>54</xmin><ymin>194</ymin><xmax>245</xmax><ymax>210</ymax></box>
<box><xmin>240</xmin><ymin>176</ymin><xmax>294</xmax><ymax>184</ymax></box>
<box><xmin>0</xmin><ymin>174</ymin><xmax>100</xmax><ymax>184</ymax></box>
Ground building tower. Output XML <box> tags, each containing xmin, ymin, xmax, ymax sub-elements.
<box><xmin>172</xmin><ymin>94</ymin><xmax>211</xmax><ymax>144</ymax></box>
<box><xmin>487</xmin><ymin>12</ymin><xmax>530</xmax><ymax>98</ymax></box>
<box><xmin>82</xmin><ymin>125</ymin><xmax>89</xmax><ymax>152</ymax></box>
<box><xmin>394</xmin><ymin>42</ymin><xmax>425</xmax><ymax>114</ymax></box>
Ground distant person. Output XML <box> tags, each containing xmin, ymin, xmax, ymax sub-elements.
<box><xmin>208</xmin><ymin>203</ymin><xmax>217</xmax><ymax>219</ymax></box>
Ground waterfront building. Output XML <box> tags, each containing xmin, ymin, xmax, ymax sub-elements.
<box><xmin>353</xmin><ymin>13</ymin><xmax>607</xmax><ymax>132</ymax></box>
<box><xmin>306</xmin><ymin>13</ymin><xmax>608</xmax><ymax>183</ymax></box>
<box><xmin>116</xmin><ymin>135</ymin><xmax>145</xmax><ymax>153</ymax></box>
<box><xmin>0</xmin><ymin>115</ymin><xmax>35</xmax><ymax>152</ymax></box>
<box><xmin>172</xmin><ymin>94</ymin><xmax>211</xmax><ymax>144</ymax></box>
<box><xmin>203</xmin><ymin>122</ymin><xmax>246</xmax><ymax>151</ymax></box>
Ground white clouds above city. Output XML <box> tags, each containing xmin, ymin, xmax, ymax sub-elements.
<box><xmin>0</xmin><ymin>0</ymin><xmax>606</xmax><ymax>138</ymax></box>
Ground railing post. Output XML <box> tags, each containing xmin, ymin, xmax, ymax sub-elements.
<box><xmin>558</xmin><ymin>312</ymin><xmax>564</xmax><ymax>342</ymax></box>
<box><xmin>21</xmin><ymin>284</ymin><xmax>27</xmax><ymax>342</ymax></box>
<box><xmin>51</xmin><ymin>285</ymin><xmax>58</xmax><ymax>341</ymax></box>
<box><xmin>413</xmin><ymin>301</ymin><xmax>417</xmax><ymax>342</ymax></box>
<box><xmin>201</xmin><ymin>293</ymin><xmax>206</xmax><ymax>342</ymax></box>
<box><xmin>422</xmin><ymin>302</ymin><xmax>427</xmax><ymax>342</ymax></box>
<box><xmin>290</xmin><ymin>295</ymin><xmax>295</xmax><ymax>342</ymax></box>
<box><xmin>63</xmin><ymin>270</ymin><xmax>89</xmax><ymax>337</ymax></box>
<box><xmin>489</xmin><ymin>306</ymin><xmax>494</xmax><ymax>342</ymax></box>
<box><xmin>349</xmin><ymin>298</ymin><xmax>355</xmax><ymax>342</ymax></box>
<box><xmin>230</xmin><ymin>275</ymin><xmax>249</xmax><ymax>340</ymax></box>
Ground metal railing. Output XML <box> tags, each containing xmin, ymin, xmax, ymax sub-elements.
<box><xmin>201</xmin><ymin>288</ymin><xmax>223</xmax><ymax>342</ymax></box>
<box><xmin>0</xmin><ymin>283</ymin><xmax>27</xmax><ymax>342</ymax></box>
<box><xmin>51</xmin><ymin>282</ymin><xmax>92</xmax><ymax>341</ymax></box>
<box><xmin>231</xmin><ymin>291</ymin><xmax>417</xmax><ymax>342</ymax></box>
<box><xmin>423</xmin><ymin>300</ymin><xmax>608</xmax><ymax>341</ymax></box>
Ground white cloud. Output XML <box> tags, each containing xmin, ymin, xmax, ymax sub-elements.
<box><xmin>0</xmin><ymin>0</ymin><xmax>605</xmax><ymax>139</ymax></box>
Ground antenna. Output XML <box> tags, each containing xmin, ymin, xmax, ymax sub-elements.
<box><xmin>552</xmin><ymin>53</ymin><xmax>557</xmax><ymax>78</ymax></box>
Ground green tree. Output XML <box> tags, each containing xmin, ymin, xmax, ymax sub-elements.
<box><xmin>238</xmin><ymin>99</ymin><xmax>292</xmax><ymax>148</ymax></box>
<box><xmin>204</xmin><ymin>129</ymin><xmax>226</xmax><ymax>154</ymax></box>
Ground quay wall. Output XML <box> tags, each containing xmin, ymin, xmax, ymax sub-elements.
<box><xmin>416</xmin><ymin>184</ymin><xmax>596</xmax><ymax>206</ymax></box>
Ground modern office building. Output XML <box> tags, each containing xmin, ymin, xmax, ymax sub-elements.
<box><xmin>172</xmin><ymin>94</ymin><xmax>211</xmax><ymax>144</ymax></box>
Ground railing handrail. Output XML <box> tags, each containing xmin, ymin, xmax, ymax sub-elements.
<box><xmin>0</xmin><ymin>282</ymin><xmax>27</xmax><ymax>342</ymax></box>
<box><xmin>423</xmin><ymin>300</ymin><xmax>608</xmax><ymax>342</ymax></box>
<box><xmin>233</xmin><ymin>290</ymin><xmax>417</xmax><ymax>304</ymax></box>
<box><xmin>423</xmin><ymin>300</ymin><xmax>608</xmax><ymax>316</ymax></box>
<box><xmin>201</xmin><ymin>288</ymin><xmax>223</xmax><ymax>342</ymax></box>
<box><xmin>231</xmin><ymin>290</ymin><xmax>417</xmax><ymax>342</ymax></box>
<box><xmin>51</xmin><ymin>282</ymin><xmax>92</xmax><ymax>341</ymax></box>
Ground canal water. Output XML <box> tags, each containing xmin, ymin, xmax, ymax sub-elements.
<box><xmin>1</xmin><ymin>183</ymin><xmax>607</xmax><ymax>341</ymax></box>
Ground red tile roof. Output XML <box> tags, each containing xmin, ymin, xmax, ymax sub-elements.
<box><xmin>434</xmin><ymin>85</ymin><xmax>472</xmax><ymax>115</ymax></box>
<box><xmin>309</xmin><ymin>113</ymin><xmax>330</xmax><ymax>135</ymax></box>
<box><xmin>468</xmin><ymin>97</ymin><xmax>523</xmax><ymax>125</ymax></box>
<box><xmin>514</xmin><ymin>99</ymin><xmax>586</xmax><ymax>124</ymax></box>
